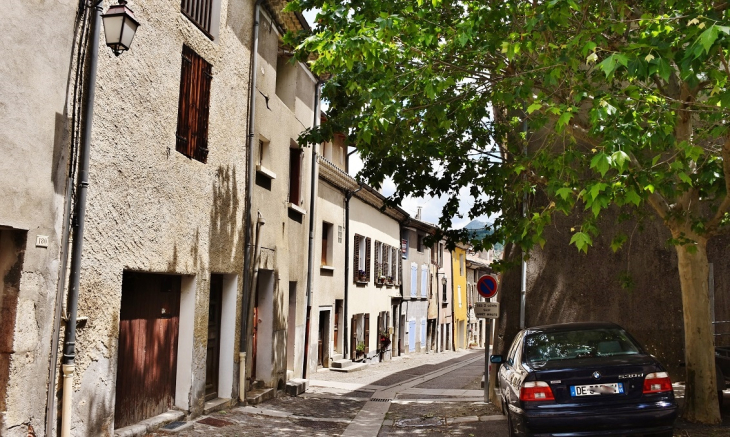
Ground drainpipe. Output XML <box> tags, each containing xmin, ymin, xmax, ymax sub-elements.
<box><xmin>343</xmin><ymin>185</ymin><xmax>362</xmax><ymax>356</ymax></box>
<box><xmin>60</xmin><ymin>2</ymin><xmax>102</xmax><ymax>436</ymax></box>
<box><xmin>450</xmin><ymin>251</ymin><xmax>456</xmax><ymax>351</ymax></box>
<box><xmin>240</xmin><ymin>0</ymin><xmax>265</xmax><ymax>402</ymax></box>
<box><xmin>302</xmin><ymin>81</ymin><xmax>323</xmax><ymax>379</ymax></box>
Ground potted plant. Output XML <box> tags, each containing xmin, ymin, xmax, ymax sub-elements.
<box><xmin>379</xmin><ymin>330</ymin><xmax>391</xmax><ymax>353</ymax></box>
<box><xmin>385</xmin><ymin>275</ymin><xmax>393</xmax><ymax>285</ymax></box>
<box><xmin>356</xmin><ymin>341</ymin><xmax>366</xmax><ymax>359</ymax></box>
<box><xmin>357</xmin><ymin>269</ymin><xmax>367</xmax><ymax>282</ymax></box>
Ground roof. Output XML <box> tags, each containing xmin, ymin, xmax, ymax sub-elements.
<box><xmin>263</xmin><ymin>0</ymin><xmax>310</xmax><ymax>33</ymax></box>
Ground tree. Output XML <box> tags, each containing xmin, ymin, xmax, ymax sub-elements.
<box><xmin>286</xmin><ymin>0</ymin><xmax>730</xmax><ymax>423</ymax></box>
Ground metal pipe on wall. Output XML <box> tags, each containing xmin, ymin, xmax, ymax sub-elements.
<box><xmin>302</xmin><ymin>81</ymin><xmax>322</xmax><ymax>379</ymax></box>
<box><xmin>60</xmin><ymin>2</ymin><xmax>103</xmax><ymax>436</ymax></box>
<box><xmin>240</xmin><ymin>0</ymin><xmax>265</xmax><ymax>402</ymax></box>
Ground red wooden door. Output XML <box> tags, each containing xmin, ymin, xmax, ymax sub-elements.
<box><xmin>115</xmin><ymin>273</ymin><xmax>180</xmax><ymax>429</ymax></box>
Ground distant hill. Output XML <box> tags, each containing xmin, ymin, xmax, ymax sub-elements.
<box><xmin>463</xmin><ymin>219</ymin><xmax>503</xmax><ymax>254</ymax></box>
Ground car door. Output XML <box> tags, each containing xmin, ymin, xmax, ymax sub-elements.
<box><xmin>500</xmin><ymin>331</ymin><xmax>525</xmax><ymax>405</ymax></box>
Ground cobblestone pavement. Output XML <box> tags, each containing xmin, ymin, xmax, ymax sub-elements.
<box><xmin>145</xmin><ymin>349</ymin><xmax>507</xmax><ymax>436</ymax></box>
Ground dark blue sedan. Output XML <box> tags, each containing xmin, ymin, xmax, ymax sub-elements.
<box><xmin>492</xmin><ymin>322</ymin><xmax>677</xmax><ymax>436</ymax></box>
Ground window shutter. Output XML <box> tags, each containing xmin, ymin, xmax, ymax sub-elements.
<box><xmin>289</xmin><ymin>148</ymin><xmax>302</xmax><ymax>205</ymax></box>
<box><xmin>391</xmin><ymin>247</ymin><xmax>397</xmax><ymax>281</ymax></box>
<box><xmin>176</xmin><ymin>45</ymin><xmax>212</xmax><ymax>163</ymax></box>
<box><xmin>350</xmin><ymin>316</ymin><xmax>356</xmax><ymax>359</ymax></box>
<box><xmin>181</xmin><ymin>0</ymin><xmax>214</xmax><ymax>38</ymax></box>
<box><xmin>365</xmin><ymin>237</ymin><xmax>371</xmax><ymax>282</ymax></box>
<box><xmin>421</xmin><ymin>318</ymin><xmax>427</xmax><ymax>347</ymax></box>
<box><xmin>398</xmin><ymin>253</ymin><xmax>402</xmax><ymax>285</ymax></box>
<box><xmin>410</xmin><ymin>263</ymin><xmax>417</xmax><ymax>297</ymax></box>
<box><xmin>364</xmin><ymin>313</ymin><xmax>370</xmax><ymax>354</ymax></box>
<box><xmin>353</xmin><ymin>234</ymin><xmax>360</xmax><ymax>281</ymax></box>
<box><xmin>421</xmin><ymin>265</ymin><xmax>428</xmax><ymax>298</ymax></box>
<box><xmin>374</xmin><ymin>241</ymin><xmax>382</xmax><ymax>284</ymax></box>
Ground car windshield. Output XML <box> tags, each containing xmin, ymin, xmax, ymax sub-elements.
<box><xmin>523</xmin><ymin>328</ymin><xmax>641</xmax><ymax>364</ymax></box>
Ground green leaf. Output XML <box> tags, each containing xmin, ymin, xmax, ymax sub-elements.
<box><xmin>556</xmin><ymin>187</ymin><xmax>573</xmax><ymax>200</ymax></box>
<box><xmin>610</xmin><ymin>233</ymin><xmax>628</xmax><ymax>252</ymax></box>
<box><xmin>557</xmin><ymin>111</ymin><xmax>573</xmax><ymax>129</ymax></box>
<box><xmin>678</xmin><ymin>172</ymin><xmax>693</xmax><ymax>185</ymax></box>
<box><xmin>657</xmin><ymin>58</ymin><xmax>671</xmax><ymax>81</ymax></box>
<box><xmin>625</xmin><ymin>189</ymin><xmax>642</xmax><ymax>207</ymax></box>
<box><xmin>570</xmin><ymin>232</ymin><xmax>593</xmax><ymax>253</ymax></box>
<box><xmin>611</xmin><ymin>150</ymin><xmax>630</xmax><ymax>172</ymax></box>
<box><xmin>699</xmin><ymin>25</ymin><xmax>720</xmax><ymax>54</ymax></box>
<box><xmin>527</xmin><ymin>103</ymin><xmax>543</xmax><ymax>114</ymax></box>
<box><xmin>590</xmin><ymin>152</ymin><xmax>611</xmax><ymax>177</ymax></box>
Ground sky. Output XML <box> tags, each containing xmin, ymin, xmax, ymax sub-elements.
<box><xmin>301</xmin><ymin>9</ymin><xmax>488</xmax><ymax>229</ymax></box>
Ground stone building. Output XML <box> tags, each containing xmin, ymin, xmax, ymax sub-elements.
<box><xmin>0</xmin><ymin>1</ymin><xmax>80</xmax><ymax>435</ymax></box>
<box><xmin>451</xmin><ymin>244</ymin><xmax>469</xmax><ymax>350</ymax></box>
<box><xmin>439</xmin><ymin>243</ymin><xmax>454</xmax><ymax>352</ymax></box>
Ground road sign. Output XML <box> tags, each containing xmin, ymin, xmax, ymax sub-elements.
<box><xmin>474</xmin><ymin>301</ymin><xmax>499</xmax><ymax>319</ymax></box>
<box><xmin>477</xmin><ymin>274</ymin><xmax>499</xmax><ymax>299</ymax></box>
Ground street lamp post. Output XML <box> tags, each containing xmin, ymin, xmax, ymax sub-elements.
<box><xmin>59</xmin><ymin>2</ymin><xmax>138</xmax><ymax>436</ymax></box>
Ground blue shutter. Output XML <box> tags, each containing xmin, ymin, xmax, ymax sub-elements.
<box><xmin>421</xmin><ymin>265</ymin><xmax>428</xmax><ymax>297</ymax></box>
<box><xmin>409</xmin><ymin>320</ymin><xmax>416</xmax><ymax>352</ymax></box>
<box><xmin>421</xmin><ymin>318</ymin><xmax>426</xmax><ymax>348</ymax></box>
<box><xmin>410</xmin><ymin>263</ymin><xmax>417</xmax><ymax>297</ymax></box>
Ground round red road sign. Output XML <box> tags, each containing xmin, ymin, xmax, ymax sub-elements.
<box><xmin>477</xmin><ymin>275</ymin><xmax>498</xmax><ymax>299</ymax></box>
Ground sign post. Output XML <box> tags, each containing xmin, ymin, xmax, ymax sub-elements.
<box><xmin>476</xmin><ymin>275</ymin><xmax>499</xmax><ymax>404</ymax></box>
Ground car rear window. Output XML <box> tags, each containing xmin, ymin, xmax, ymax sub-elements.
<box><xmin>523</xmin><ymin>328</ymin><xmax>640</xmax><ymax>364</ymax></box>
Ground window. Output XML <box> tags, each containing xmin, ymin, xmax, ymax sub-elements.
<box><xmin>457</xmin><ymin>285</ymin><xmax>462</xmax><ymax>308</ymax></box>
<box><xmin>391</xmin><ymin>247</ymin><xmax>399</xmax><ymax>284</ymax></box>
<box><xmin>438</xmin><ymin>243</ymin><xmax>444</xmax><ymax>268</ymax></box>
<box><xmin>289</xmin><ymin>146</ymin><xmax>303</xmax><ymax>206</ymax></box>
<box><xmin>176</xmin><ymin>45</ymin><xmax>212</xmax><ymax>163</ymax></box>
<box><xmin>321</xmin><ymin>222</ymin><xmax>333</xmax><ymax>266</ymax></box>
<box><xmin>353</xmin><ymin>234</ymin><xmax>371</xmax><ymax>282</ymax></box>
<box><xmin>410</xmin><ymin>263</ymin><xmax>418</xmax><ymax>297</ymax></box>
<box><xmin>442</xmin><ymin>279</ymin><xmax>448</xmax><ymax>303</ymax></box>
<box><xmin>374</xmin><ymin>241</ymin><xmax>383</xmax><ymax>284</ymax></box>
<box><xmin>417</xmin><ymin>234</ymin><xmax>424</xmax><ymax>252</ymax></box>
<box><xmin>459</xmin><ymin>254</ymin><xmax>465</xmax><ymax>276</ymax></box>
<box><xmin>181</xmin><ymin>0</ymin><xmax>220</xmax><ymax>40</ymax></box>
<box><xmin>338</xmin><ymin>225</ymin><xmax>342</xmax><ymax>243</ymax></box>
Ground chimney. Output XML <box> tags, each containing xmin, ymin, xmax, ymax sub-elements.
<box><xmin>416</xmin><ymin>206</ymin><xmax>422</xmax><ymax>220</ymax></box>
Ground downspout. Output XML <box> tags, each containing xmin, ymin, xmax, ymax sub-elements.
<box><xmin>60</xmin><ymin>2</ymin><xmax>102</xmax><ymax>436</ymax></box>
<box><xmin>240</xmin><ymin>0</ymin><xmax>265</xmax><ymax>402</ymax></box>
<box><xmin>343</xmin><ymin>185</ymin><xmax>362</xmax><ymax>356</ymax></box>
<box><xmin>302</xmin><ymin>81</ymin><xmax>323</xmax><ymax>378</ymax></box>
<box><xmin>450</xmin><ymin>250</ymin><xmax>456</xmax><ymax>351</ymax></box>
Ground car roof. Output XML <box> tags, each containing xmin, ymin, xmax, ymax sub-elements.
<box><xmin>525</xmin><ymin>321</ymin><xmax>623</xmax><ymax>335</ymax></box>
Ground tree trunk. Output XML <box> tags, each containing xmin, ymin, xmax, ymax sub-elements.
<box><xmin>673</xmin><ymin>228</ymin><xmax>721</xmax><ymax>423</ymax></box>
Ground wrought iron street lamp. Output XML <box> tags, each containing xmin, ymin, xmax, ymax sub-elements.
<box><xmin>102</xmin><ymin>0</ymin><xmax>140</xmax><ymax>56</ymax></box>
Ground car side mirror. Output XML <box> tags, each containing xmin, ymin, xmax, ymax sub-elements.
<box><xmin>490</xmin><ymin>355</ymin><xmax>503</xmax><ymax>364</ymax></box>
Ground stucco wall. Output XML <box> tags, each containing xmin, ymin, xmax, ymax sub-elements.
<box><xmin>60</xmin><ymin>1</ymin><xmax>256</xmax><ymax>434</ymax></box>
<box><xmin>349</xmin><ymin>197</ymin><xmax>401</xmax><ymax>356</ymax></box>
<box><xmin>250</xmin><ymin>9</ymin><xmax>316</xmax><ymax>385</ymax></box>
<box><xmin>400</xmin><ymin>228</ymin><xmax>430</xmax><ymax>352</ymax></box>
<box><xmin>0</xmin><ymin>1</ymin><xmax>80</xmax><ymax>435</ymax></box>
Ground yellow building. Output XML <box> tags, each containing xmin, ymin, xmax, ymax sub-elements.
<box><xmin>451</xmin><ymin>245</ymin><xmax>469</xmax><ymax>350</ymax></box>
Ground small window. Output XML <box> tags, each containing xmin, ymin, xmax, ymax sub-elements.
<box><xmin>457</xmin><ymin>285</ymin><xmax>462</xmax><ymax>308</ymax></box>
<box><xmin>459</xmin><ymin>254</ymin><xmax>465</xmax><ymax>276</ymax></box>
<box><xmin>321</xmin><ymin>222</ymin><xmax>333</xmax><ymax>266</ymax></box>
<box><xmin>289</xmin><ymin>146</ymin><xmax>303</xmax><ymax>206</ymax></box>
<box><xmin>442</xmin><ymin>279</ymin><xmax>448</xmax><ymax>303</ymax></box>
<box><xmin>354</xmin><ymin>234</ymin><xmax>370</xmax><ymax>282</ymax></box>
<box><xmin>181</xmin><ymin>0</ymin><xmax>220</xmax><ymax>40</ymax></box>
<box><xmin>176</xmin><ymin>45</ymin><xmax>212</xmax><ymax>163</ymax></box>
<box><xmin>417</xmin><ymin>234</ymin><xmax>424</xmax><ymax>252</ymax></box>
<box><xmin>338</xmin><ymin>225</ymin><xmax>343</xmax><ymax>243</ymax></box>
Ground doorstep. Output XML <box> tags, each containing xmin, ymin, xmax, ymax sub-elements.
<box><xmin>203</xmin><ymin>397</ymin><xmax>234</xmax><ymax>415</ymax></box>
<box><xmin>114</xmin><ymin>410</ymin><xmax>185</xmax><ymax>437</ymax></box>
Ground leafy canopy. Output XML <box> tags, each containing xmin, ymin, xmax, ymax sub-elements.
<box><xmin>286</xmin><ymin>0</ymin><xmax>730</xmax><ymax>260</ymax></box>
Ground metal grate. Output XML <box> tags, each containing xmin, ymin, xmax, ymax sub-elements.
<box><xmin>370</xmin><ymin>398</ymin><xmax>392</xmax><ymax>402</ymax></box>
<box><xmin>162</xmin><ymin>421</ymin><xmax>187</xmax><ymax>430</ymax></box>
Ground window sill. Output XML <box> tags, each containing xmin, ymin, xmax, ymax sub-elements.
<box><xmin>355</xmin><ymin>280</ymin><xmax>369</xmax><ymax>285</ymax></box>
<box><xmin>288</xmin><ymin>203</ymin><xmax>306</xmax><ymax>215</ymax></box>
<box><xmin>320</xmin><ymin>265</ymin><xmax>334</xmax><ymax>271</ymax></box>
<box><xmin>256</xmin><ymin>164</ymin><xmax>277</xmax><ymax>180</ymax></box>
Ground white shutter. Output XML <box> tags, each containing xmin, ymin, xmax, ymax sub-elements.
<box><xmin>421</xmin><ymin>318</ymin><xmax>427</xmax><ymax>347</ymax></box>
<box><xmin>458</xmin><ymin>285</ymin><xmax>462</xmax><ymax>307</ymax></box>
<box><xmin>410</xmin><ymin>263</ymin><xmax>418</xmax><ymax>297</ymax></box>
<box><xmin>421</xmin><ymin>265</ymin><xmax>428</xmax><ymax>297</ymax></box>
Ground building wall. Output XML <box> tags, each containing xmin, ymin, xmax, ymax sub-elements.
<box><xmin>308</xmin><ymin>179</ymin><xmax>347</xmax><ymax>372</ymax></box>
<box><xmin>0</xmin><ymin>1</ymin><xmax>81</xmax><ymax>435</ymax></box>
<box><xmin>349</xmin><ymin>197</ymin><xmax>401</xmax><ymax>358</ymax></box>
<box><xmin>452</xmin><ymin>247</ymin><xmax>468</xmax><ymax>349</ymax></box>
<box><xmin>251</xmin><ymin>10</ymin><xmax>316</xmax><ymax>386</ymax></box>
<box><xmin>60</xmin><ymin>1</ymin><xmax>256</xmax><ymax>434</ymax></box>
<box><xmin>400</xmin><ymin>228</ymin><xmax>430</xmax><ymax>353</ymax></box>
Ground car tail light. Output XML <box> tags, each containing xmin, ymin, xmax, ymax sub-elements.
<box><xmin>643</xmin><ymin>372</ymin><xmax>673</xmax><ymax>394</ymax></box>
<box><xmin>520</xmin><ymin>381</ymin><xmax>555</xmax><ymax>401</ymax></box>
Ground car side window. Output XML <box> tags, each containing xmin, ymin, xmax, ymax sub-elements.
<box><xmin>507</xmin><ymin>332</ymin><xmax>523</xmax><ymax>366</ymax></box>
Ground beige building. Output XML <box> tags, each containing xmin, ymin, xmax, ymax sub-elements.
<box><xmin>245</xmin><ymin>2</ymin><xmax>318</xmax><ymax>396</ymax></box>
<box><xmin>0</xmin><ymin>1</ymin><xmax>80</xmax><ymax>436</ymax></box>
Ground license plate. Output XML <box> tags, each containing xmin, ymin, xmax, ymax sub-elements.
<box><xmin>570</xmin><ymin>383</ymin><xmax>624</xmax><ymax>396</ymax></box>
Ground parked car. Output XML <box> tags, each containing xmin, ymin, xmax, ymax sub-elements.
<box><xmin>492</xmin><ymin>322</ymin><xmax>677</xmax><ymax>436</ymax></box>
<box><xmin>717</xmin><ymin>346</ymin><xmax>730</xmax><ymax>408</ymax></box>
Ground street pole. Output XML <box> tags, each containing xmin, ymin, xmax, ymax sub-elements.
<box><xmin>485</xmin><ymin>317</ymin><xmax>491</xmax><ymax>403</ymax></box>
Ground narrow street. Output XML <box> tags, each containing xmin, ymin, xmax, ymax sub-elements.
<box><xmin>145</xmin><ymin>350</ymin><xmax>506</xmax><ymax>436</ymax></box>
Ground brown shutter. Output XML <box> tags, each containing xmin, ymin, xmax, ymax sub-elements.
<box><xmin>350</xmin><ymin>316</ymin><xmax>356</xmax><ymax>360</ymax></box>
<box><xmin>353</xmin><ymin>234</ymin><xmax>361</xmax><ymax>282</ymax></box>
<box><xmin>391</xmin><ymin>246</ymin><xmax>397</xmax><ymax>281</ymax></box>
<box><xmin>176</xmin><ymin>45</ymin><xmax>211</xmax><ymax>163</ymax></box>
<box><xmin>398</xmin><ymin>253</ymin><xmax>402</xmax><ymax>285</ymax></box>
<box><xmin>365</xmin><ymin>237</ymin><xmax>372</xmax><ymax>282</ymax></box>
<box><xmin>374</xmin><ymin>241</ymin><xmax>382</xmax><ymax>284</ymax></box>
<box><xmin>289</xmin><ymin>148</ymin><xmax>301</xmax><ymax>205</ymax></box>
<box><xmin>364</xmin><ymin>313</ymin><xmax>370</xmax><ymax>354</ymax></box>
